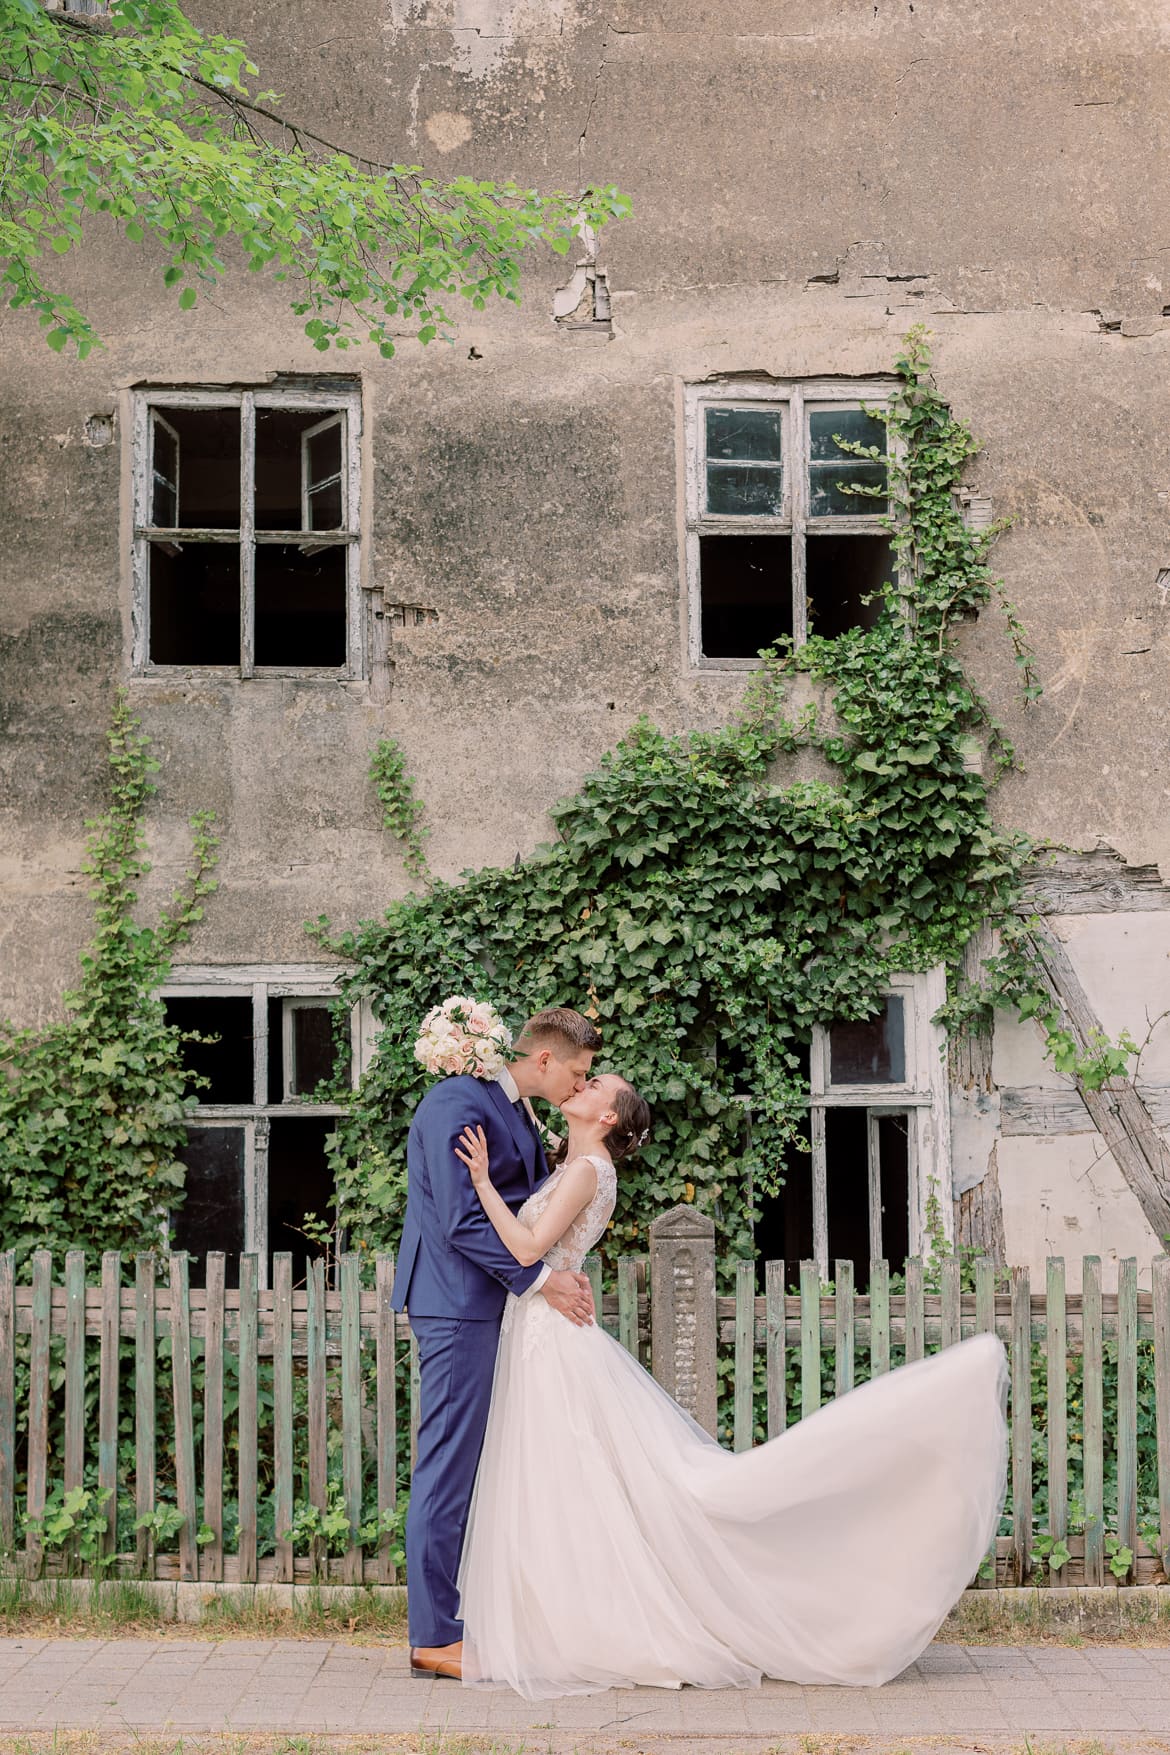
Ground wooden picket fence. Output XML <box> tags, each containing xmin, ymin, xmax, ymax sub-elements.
<box><xmin>2</xmin><ymin>1238</ymin><xmax>1170</xmax><ymax>1589</ymax></box>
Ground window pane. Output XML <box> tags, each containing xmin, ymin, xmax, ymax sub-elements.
<box><xmin>308</xmin><ymin>477</ymin><xmax>343</xmax><ymax>530</ymax></box>
<box><xmin>706</xmin><ymin>407</ymin><xmax>782</xmax><ymax>462</ymax></box>
<box><xmin>153</xmin><ymin>406</ymin><xmax>240</xmax><ymax>527</ymax></box>
<box><xmin>828</xmin><ymin>995</ymin><xmax>906</xmax><ymax>1085</ymax></box>
<box><xmin>806</xmin><ymin>533</ymin><xmax>894</xmax><ymax>639</ymax></box>
<box><xmin>148</xmin><ymin>541</ymin><xmax>241</xmax><ymax>666</ymax></box>
<box><xmin>808</xmin><ymin>462</ymin><xmax>888</xmax><ymax>518</ymax></box>
<box><xmin>152</xmin><ymin>420</ymin><xmax>179</xmax><ymax>527</ymax></box>
<box><xmin>163</xmin><ymin>996</ymin><xmax>255</xmax><ymax>1103</ymax></box>
<box><xmin>307</xmin><ymin>422</ymin><xmax>343</xmax><ymax>490</ymax></box>
<box><xmin>254</xmin><ymin>544</ymin><xmax>346</xmax><ymax>668</ymax></box>
<box><xmin>256</xmin><ymin>408</ymin><xmax>344</xmax><ymax>530</ymax></box>
<box><xmin>172</xmin><ymin>1126</ymin><xmax>245</xmax><ymax>1289</ymax></box>
<box><xmin>706</xmin><ymin>463</ymin><xmax>783</xmax><ymax>517</ymax></box>
<box><xmin>808</xmin><ymin>408</ymin><xmax>886</xmax><ymax>462</ymax></box>
<box><xmin>699</xmin><ymin>533</ymin><xmax>792</xmax><ymax>658</ymax></box>
<box><xmin>290</xmin><ymin>1004</ymin><xmax>337</xmax><ymax>1096</ymax></box>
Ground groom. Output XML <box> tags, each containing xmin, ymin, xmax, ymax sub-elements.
<box><xmin>391</xmin><ymin>1006</ymin><xmax>602</xmax><ymax>1680</ymax></box>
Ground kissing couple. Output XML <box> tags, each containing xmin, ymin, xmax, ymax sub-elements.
<box><xmin>391</xmin><ymin>1004</ymin><xmax>1008</xmax><ymax>1700</ymax></box>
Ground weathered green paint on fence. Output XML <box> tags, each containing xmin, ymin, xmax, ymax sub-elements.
<box><xmin>3</xmin><ymin>1243</ymin><xmax>1169</xmax><ymax>1588</ymax></box>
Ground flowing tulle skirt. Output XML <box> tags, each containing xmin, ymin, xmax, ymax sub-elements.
<box><xmin>458</xmin><ymin>1293</ymin><xmax>1008</xmax><ymax>1699</ymax></box>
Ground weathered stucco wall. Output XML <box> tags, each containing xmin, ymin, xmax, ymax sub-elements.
<box><xmin>2</xmin><ymin>0</ymin><xmax>1169</xmax><ymax>1272</ymax></box>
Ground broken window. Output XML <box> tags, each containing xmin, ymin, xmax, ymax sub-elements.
<box><xmin>685</xmin><ymin>381</ymin><xmax>895</xmax><ymax>665</ymax></box>
<box><xmin>131</xmin><ymin>383</ymin><xmax>362</xmax><ymax>677</ymax></box>
<box><xmin>755</xmin><ymin>971</ymin><xmax>950</xmax><ymax>1286</ymax></box>
<box><xmin>162</xmin><ymin>971</ymin><xmax>368</xmax><ymax>1288</ymax></box>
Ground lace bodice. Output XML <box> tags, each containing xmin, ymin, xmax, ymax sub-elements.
<box><xmin>516</xmin><ymin>1153</ymin><xmax>617</xmax><ymax>1272</ymax></box>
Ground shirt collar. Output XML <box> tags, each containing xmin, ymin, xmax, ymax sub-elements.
<box><xmin>495</xmin><ymin>1064</ymin><xmax>521</xmax><ymax>1104</ymax></box>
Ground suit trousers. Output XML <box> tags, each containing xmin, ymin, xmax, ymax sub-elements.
<box><xmin>406</xmin><ymin>1314</ymin><xmax>501</xmax><ymax>1647</ymax></box>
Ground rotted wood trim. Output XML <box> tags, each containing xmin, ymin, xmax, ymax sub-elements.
<box><xmin>1002</xmin><ymin>1083</ymin><xmax>1170</xmax><ymax>1136</ymax></box>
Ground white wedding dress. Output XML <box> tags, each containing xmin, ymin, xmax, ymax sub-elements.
<box><xmin>458</xmin><ymin>1154</ymin><xmax>1008</xmax><ymax>1699</ymax></box>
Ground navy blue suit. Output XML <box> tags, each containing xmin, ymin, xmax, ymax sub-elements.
<box><xmin>391</xmin><ymin>1074</ymin><xmax>548</xmax><ymax>1645</ymax></box>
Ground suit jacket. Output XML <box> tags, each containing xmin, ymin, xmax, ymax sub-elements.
<box><xmin>389</xmin><ymin>1073</ymin><xmax>548</xmax><ymax>1318</ymax></box>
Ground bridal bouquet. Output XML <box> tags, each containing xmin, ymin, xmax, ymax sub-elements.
<box><xmin>414</xmin><ymin>996</ymin><xmax>513</xmax><ymax>1080</ymax></box>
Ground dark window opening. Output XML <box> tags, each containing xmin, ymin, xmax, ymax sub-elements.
<box><xmin>700</xmin><ymin>534</ymin><xmax>793</xmax><ymax>658</ymax></box>
<box><xmin>754</xmin><ymin>1112</ymin><xmax>813</xmax><ymax>1292</ymax></box>
<box><xmin>164</xmin><ymin>995</ymin><xmax>254</xmax><ymax>1104</ymax></box>
<box><xmin>255</xmin><ymin>545</ymin><xmax>346</xmax><ymax>668</ymax></box>
<box><xmin>172</xmin><ymin>1126</ymin><xmax>245</xmax><ymax>1289</ymax></box>
<box><xmin>823</xmin><ymin>1110</ymin><xmax>910</xmax><ymax>1290</ymax></box>
<box><xmin>268</xmin><ymin>1116</ymin><xmax>336</xmax><ymax>1286</ymax></box>
<box><xmin>829</xmin><ymin>994</ymin><xmax>905</xmax><ymax>1085</ymax></box>
<box><xmin>806</xmin><ymin>534</ymin><xmax>893</xmax><ymax>641</ymax></box>
<box><xmin>873</xmin><ymin>1113</ymin><xmax>910</xmax><ymax>1275</ymax></box>
<box><xmin>149</xmin><ymin>541</ymin><xmax>241</xmax><ymax>666</ymax></box>
<box><xmin>154</xmin><ymin>406</ymin><xmax>241</xmax><ymax>528</ymax></box>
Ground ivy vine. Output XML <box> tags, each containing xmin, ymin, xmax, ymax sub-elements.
<box><xmin>0</xmin><ymin>691</ymin><xmax>218</xmax><ymax>1274</ymax></box>
<box><xmin>369</xmin><ymin>737</ymin><xmax>429</xmax><ymax>883</ymax></box>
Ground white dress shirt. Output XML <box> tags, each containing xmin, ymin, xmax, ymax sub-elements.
<box><xmin>493</xmin><ymin>1066</ymin><xmax>551</xmax><ymax>1295</ymax></box>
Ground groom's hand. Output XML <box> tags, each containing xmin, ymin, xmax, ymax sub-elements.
<box><xmin>540</xmin><ymin>1269</ymin><xmax>595</xmax><ymax>1327</ymax></box>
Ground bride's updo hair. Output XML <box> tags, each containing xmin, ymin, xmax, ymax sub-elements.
<box><xmin>603</xmin><ymin>1080</ymin><xmax>651</xmax><ymax>1163</ymax></box>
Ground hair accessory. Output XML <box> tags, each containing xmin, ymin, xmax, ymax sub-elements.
<box><xmin>635</xmin><ymin>1126</ymin><xmax>650</xmax><ymax>1148</ymax></box>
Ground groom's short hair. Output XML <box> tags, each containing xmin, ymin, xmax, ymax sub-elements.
<box><xmin>516</xmin><ymin>1007</ymin><xmax>602</xmax><ymax>1055</ymax></box>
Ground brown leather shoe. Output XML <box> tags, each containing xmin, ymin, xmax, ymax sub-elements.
<box><xmin>410</xmin><ymin>1641</ymin><xmax>463</xmax><ymax>1680</ymax></box>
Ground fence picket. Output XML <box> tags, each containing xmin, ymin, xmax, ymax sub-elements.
<box><xmin>765</xmin><ymin>1259</ymin><xmax>786</xmax><ymax>1436</ymax></box>
<box><xmin>905</xmin><ymin>1256</ymin><xmax>924</xmax><ymax>1363</ymax></box>
<box><xmin>1011</xmin><ymin>1265</ymin><xmax>1032</xmax><ymax>1583</ymax></box>
<box><xmin>341</xmin><ymin>1253</ymin><xmax>363</xmax><ymax>1585</ymax></box>
<box><xmin>1046</xmin><ymin>1256</ymin><xmax>1067</xmax><ymax>1543</ymax></box>
<box><xmin>870</xmin><ymin>1259</ymin><xmax>890</xmax><ymax>1378</ymax></box>
<box><xmin>1083</xmin><ymin>1254</ymin><xmax>1104</xmax><ymax>1586</ymax></box>
<box><xmin>134</xmin><ymin>1254</ymin><xmax>156</xmax><ymax>1576</ymax></box>
<box><xmin>0</xmin><ymin>1254</ymin><xmax>14</xmax><ymax>1555</ymax></box>
<box><xmin>618</xmin><ymin>1258</ymin><xmax>639</xmax><ymax>1359</ymax></box>
<box><xmin>734</xmin><ymin>1260</ymin><xmax>754</xmax><ymax>1452</ymax></box>
<box><xmin>273</xmin><ymin>1253</ymin><xmax>294</xmax><ymax>1584</ymax></box>
<box><xmin>376</xmin><ymin>1254</ymin><xmax>398</xmax><ymax>1584</ymax></box>
<box><xmin>169</xmin><ymin>1252</ymin><xmax>198</xmax><ymax>1583</ymax></box>
<box><xmin>98</xmin><ymin>1252</ymin><xmax>120</xmax><ymax>1562</ymax></box>
<box><xmin>237</xmin><ymin>1254</ymin><xmax>258</xmax><ymax>1584</ymax></box>
<box><xmin>202</xmin><ymin>1252</ymin><xmax>225</xmax><ymax>1582</ymax></box>
<box><xmin>64</xmin><ymin>1251</ymin><xmax>85</xmax><ymax>1497</ymax></box>
<box><xmin>1117</xmin><ymin>1255</ymin><xmax>1138</xmax><ymax>1577</ymax></box>
<box><xmin>306</xmin><ymin>1258</ymin><xmax>327</xmax><ymax>1580</ymax></box>
<box><xmin>26</xmin><ymin>1252</ymin><xmax>51</xmax><ymax>1575</ymax></box>
<box><xmin>799</xmin><ymin>1261</ymin><xmax>820</xmax><ymax>1419</ymax></box>
<box><xmin>941</xmin><ymin>1258</ymin><xmax>960</xmax><ymax>1348</ymax></box>
<box><xmin>1152</xmin><ymin>1255</ymin><xmax>1170</xmax><ymax>1579</ymax></box>
<box><xmin>835</xmin><ymin>1260</ymin><xmax>854</xmax><ymax>1395</ymax></box>
<box><xmin>975</xmin><ymin>1257</ymin><xmax>995</xmax><ymax>1337</ymax></box>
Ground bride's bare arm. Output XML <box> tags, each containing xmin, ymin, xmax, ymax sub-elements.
<box><xmin>454</xmin><ymin>1126</ymin><xmax>597</xmax><ymax>1268</ymax></box>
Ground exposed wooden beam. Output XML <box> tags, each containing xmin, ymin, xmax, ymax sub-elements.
<box><xmin>1027</xmin><ymin>921</ymin><xmax>1170</xmax><ymax>1242</ymax></box>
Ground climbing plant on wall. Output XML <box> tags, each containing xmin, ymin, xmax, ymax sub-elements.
<box><xmin>0</xmin><ymin>691</ymin><xmax>218</xmax><ymax>1273</ymax></box>
<box><xmin>310</xmin><ymin>328</ymin><xmax>1133</xmax><ymax>1270</ymax></box>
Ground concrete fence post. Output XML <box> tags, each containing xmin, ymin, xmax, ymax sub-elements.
<box><xmin>649</xmin><ymin>1205</ymin><xmax>718</xmax><ymax>1438</ymax></box>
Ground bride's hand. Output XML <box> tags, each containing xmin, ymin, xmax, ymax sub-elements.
<box><xmin>454</xmin><ymin>1124</ymin><xmax>491</xmax><ymax>1186</ymax></box>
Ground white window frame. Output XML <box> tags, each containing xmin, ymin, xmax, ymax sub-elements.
<box><xmin>160</xmin><ymin>964</ymin><xmax>373</xmax><ymax>1287</ymax></box>
<box><xmin>807</xmin><ymin>967</ymin><xmax>951</xmax><ymax>1277</ymax></box>
<box><xmin>129</xmin><ymin>383</ymin><xmax>364</xmax><ymax>679</ymax></box>
<box><xmin>683</xmin><ymin>376</ymin><xmax>900</xmax><ymax>670</ymax></box>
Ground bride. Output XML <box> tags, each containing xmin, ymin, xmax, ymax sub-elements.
<box><xmin>453</xmin><ymin>1073</ymin><xmax>1008</xmax><ymax>1700</ymax></box>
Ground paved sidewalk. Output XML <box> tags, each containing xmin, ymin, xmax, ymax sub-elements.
<box><xmin>1</xmin><ymin>1637</ymin><xmax>1170</xmax><ymax>1740</ymax></box>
